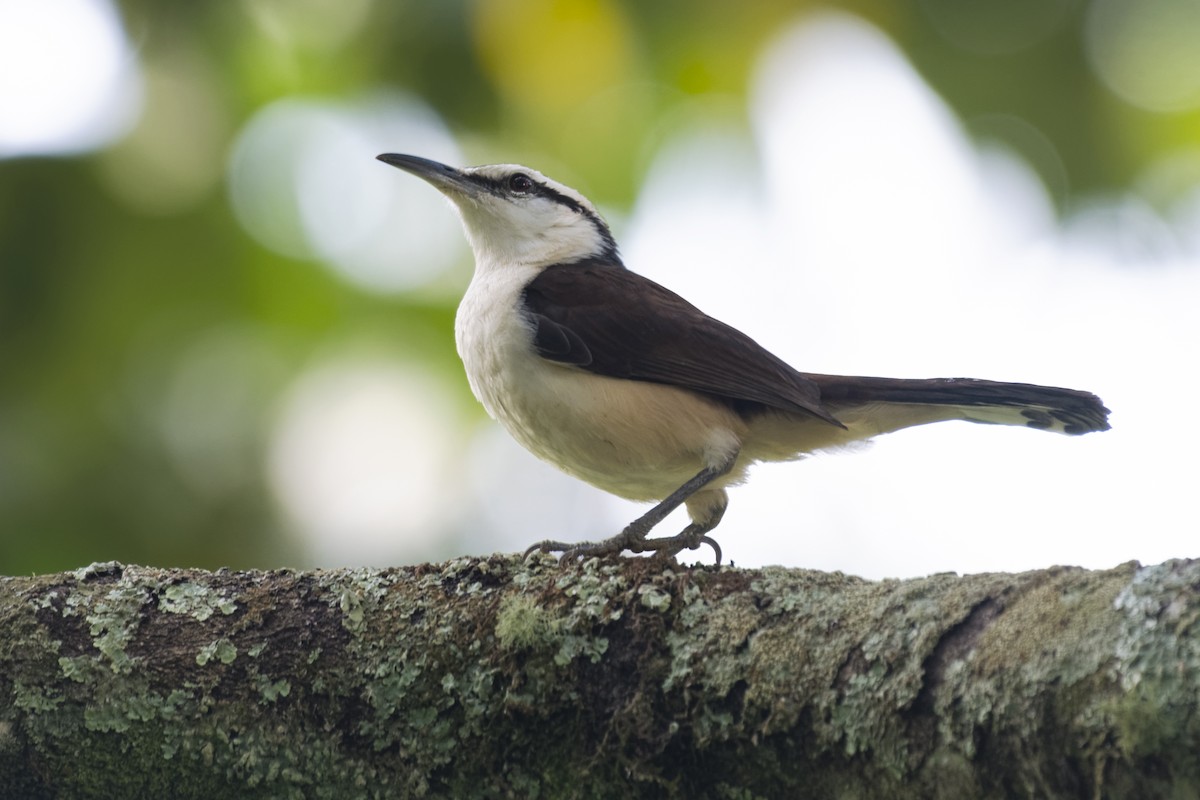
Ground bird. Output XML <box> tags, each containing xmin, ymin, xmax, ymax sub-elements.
<box><xmin>377</xmin><ymin>153</ymin><xmax>1110</xmax><ymax>564</ymax></box>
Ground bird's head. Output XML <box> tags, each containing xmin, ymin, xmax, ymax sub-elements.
<box><xmin>378</xmin><ymin>154</ymin><xmax>619</xmax><ymax>269</ymax></box>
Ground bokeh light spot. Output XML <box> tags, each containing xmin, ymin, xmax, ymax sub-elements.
<box><xmin>1086</xmin><ymin>0</ymin><xmax>1200</xmax><ymax>113</ymax></box>
<box><xmin>241</xmin><ymin>0</ymin><xmax>374</xmax><ymax>51</ymax></box>
<box><xmin>268</xmin><ymin>357</ymin><xmax>466</xmax><ymax>566</ymax></box>
<box><xmin>227</xmin><ymin>93</ymin><xmax>466</xmax><ymax>293</ymax></box>
<box><xmin>968</xmin><ymin>113</ymin><xmax>1070</xmax><ymax>206</ymax></box>
<box><xmin>473</xmin><ymin>0</ymin><xmax>634</xmax><ymax>113</ymax></box>
<box><xmin>98</xmin><ymin>49</ymin><xmax>230</xmax><ymax>215</ymax></box>
<box><xmin>0</xmin><ymin>0</ymin><xmax>141</xmax><ymax>157</ymax></box>
<box><xmin>158</xmin><ymin>327</ymin><xmax>284</xmax><ymax>500</ymax></box>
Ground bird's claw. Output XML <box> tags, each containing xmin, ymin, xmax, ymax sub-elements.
<box><xmin>522</xmin><ymin>530</ymin><xmax>721</xmax><ymax>566</ymax></box>
<box><xmin>534</xmin><ymin>539</ymin><xmax>626</xmax><ymax>564</ymax></box>
<box><xmin>633</xmin><ymin>532</ymin><xmax>722</xmax><ymax>565</ymax></box>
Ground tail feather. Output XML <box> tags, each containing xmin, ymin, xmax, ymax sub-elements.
<box><xmin>810</xmin><ymin>375</ymin><xmax>1111</xmax><ymax>436</ymax></box>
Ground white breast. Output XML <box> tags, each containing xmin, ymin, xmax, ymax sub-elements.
<box><xmin>453</xmin><ymin>264</ymin><xmax>748</xmax><ymax>502</ymax></box>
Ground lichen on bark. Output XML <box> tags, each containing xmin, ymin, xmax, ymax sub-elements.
<box><xmin>2</xmin><ymin>556</ymin><xmax>1199</xmax><ymax>799</ymax></box>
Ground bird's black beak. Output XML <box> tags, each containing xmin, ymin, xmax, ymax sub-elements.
<box><xmin>376</xmin><ymin>153</ymin><xmax>476</xmax><ymax>196</ymax></box>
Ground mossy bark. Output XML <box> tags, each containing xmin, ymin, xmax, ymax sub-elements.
<box><xmin>2</xmin><ymin>556</ymin><xmax>1198</xmax><ymax>799</ymax></box>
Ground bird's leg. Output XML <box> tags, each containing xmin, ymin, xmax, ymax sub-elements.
<box><xmin>525</xmin><ymin>450</ymin><xmax>737</xmax><ymax>565</ymax></box>
<box><xmin>635</xmin><ymin>496</ymin><xmax>727</xmax><ymax>565</ymax></box>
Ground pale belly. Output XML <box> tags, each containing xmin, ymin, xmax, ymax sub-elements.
<box><xmin>455</xmin><ymin>274</ymin><xmax>747</xmax><ymax>502</ymax></box>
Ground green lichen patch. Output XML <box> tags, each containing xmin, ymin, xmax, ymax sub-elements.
<box><xmin>1103</xmin><ymin>559</ymin><xmax>1200</xmax><ymax>791</ymax></box>
<box><xmin>972</xmin><ymin>564</ymin><xmax>1133</xmax><ymax>681</ymax></box>
<box><xmin>254</xmin><ymin>675</ymin><xmax>291</xmax><ymax>703</ymax></box>
<box><xmin>4</xmin><ymin>556</ymin><xmax>1199</xmax><ymax>799</ymax></box>
<box><xmin>196</xmin><ymin>638</ymin><xmax>238</xmax><ymax>667</ymax></box>
<box><xmin>160</xmin><ymin>581</ymin><xmax>237</xmax><ymax>621</ymax></box>
<box><xmin>637</xmin><ymin>583</ymin><xmax>673</xmax><ymax>612</ymax></box>
<box><xmin>495</xmin><ymin>592</ymin><xmax>561</xmax><ymax>651</ymax></box>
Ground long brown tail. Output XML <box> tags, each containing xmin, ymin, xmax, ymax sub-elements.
<box><xmin>809</xmin><ymin>375</ymin><xmax>1111</xmax><ymax>435</ymax></box>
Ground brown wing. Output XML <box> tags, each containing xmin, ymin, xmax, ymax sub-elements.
<box><xmin>521</xmin><ymin>261</ymin><xmax>843</xmax><ymax>426</ymax></box>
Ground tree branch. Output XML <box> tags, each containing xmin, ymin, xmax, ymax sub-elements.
<box><xmin>2</xmin><ymin>556</ymin><xmax>1198</xmax><ymax>798</ymax></box>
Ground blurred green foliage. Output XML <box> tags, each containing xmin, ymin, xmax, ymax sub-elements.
<box><xmin>1</xmin><ymin>0</ymin><xmax>1195</xmax><ymax>573</ymax></box>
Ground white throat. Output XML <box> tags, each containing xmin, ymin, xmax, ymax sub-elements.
<box><xmin>446</xmin><ymin>164</ymin><xmax>616</xmax><ymax>270</ymax></box>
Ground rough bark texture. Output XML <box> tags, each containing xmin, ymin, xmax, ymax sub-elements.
<box><xmin>1</xmin><ymin>555</ymin><xmax>1198</xmax><ymax>799</ymax></box>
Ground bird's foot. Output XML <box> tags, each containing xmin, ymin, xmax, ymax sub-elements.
<box><xmin>523</xmin><ymin>526</ymin><xmax>642</xmax><ymax>563</ymax></box>
<box><xmin>635</xmin><ymin>526</ymin><xmax>722</xmax><ymax>566</ymax></box>
<box><xmin>523</xmin><ymin>524</ymin><xmax>721</xmax><ymax>566</ymax></box>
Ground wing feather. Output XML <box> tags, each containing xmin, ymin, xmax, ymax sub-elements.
<box><xmin>521</xmin><ymin>262</ymin><xmax>842</xmax><ymax>426</ymax></box>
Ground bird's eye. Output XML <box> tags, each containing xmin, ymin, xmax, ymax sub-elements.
<box><xmin>508</xmin><ymin>174</ymin><xmax>534</xmax><ymax>194</ymax></box>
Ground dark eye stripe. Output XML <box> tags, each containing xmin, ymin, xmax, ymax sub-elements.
<box><xmin>464</xmin><ymin>171</ymin><xmax>620</xmax><ymax>261</ymax></box>
<box><xmin>467</xmin><ymin>173</ymin><xmax>580</xmax><ymax>213</ymax></box>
